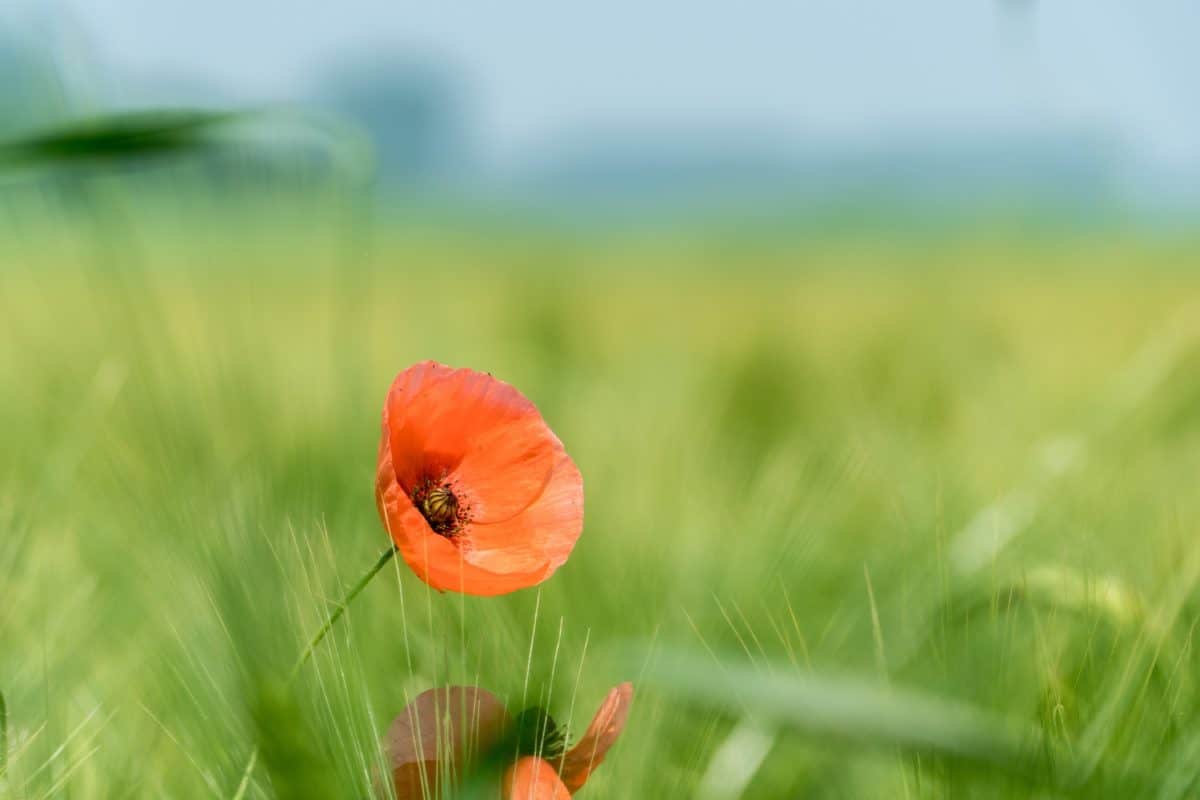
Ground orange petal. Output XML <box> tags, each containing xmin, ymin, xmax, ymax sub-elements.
<box><xmin>384</xmin><ymin>362</ymin><xmax>559</xmax><ymax>521</ymax></box>
<box><xmin>389</xmin><ymin>760</ymin><xmax>441</xmax><ymax>800</ymax></box>
<box><xmin>449</xmin><ymin>413</ymin><xmax>560</xmax><ymax>524</ymax></box>
<box><xmin>463</xmin><ymin>449</ymin><xmax>583</xmax><ymax>579</ymax></box>
<box><xmin>558</xmin><ymin>683</ymin><xmax>634</xmax><ymax>793</ymax></box>
<box><xmin>503</xmin><ymin>757</ymin><xmax>572</xmax><ymax>800</ymax></box>
<box><xmin>377</xmin><ymin>478</ymin><xmax>551</xmax><ymax>595</ymax></box>
<box><xmin>384</xmin><ymin>686</ymin><xmax>512</xmax><ymax>799</ymax></box>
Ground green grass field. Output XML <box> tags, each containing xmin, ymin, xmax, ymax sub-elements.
<box><xmin>3</xmin><ymin>193</ymin><xmax>1200</xmax><ymax>797</ymax></box>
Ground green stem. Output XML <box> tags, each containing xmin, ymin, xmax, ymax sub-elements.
<box><xmin>1</xmin><ymin>688</ymin><xmax>7</xmax><ymax>778</ymax></box>
<box><xmin>288</xmin><ymin>545</ymin><xmax>398</xmax><ymax>681</ymax></box>
<box><xmin>232</xmin><ymin>544</ymin><xmax>398</xmax><ymax>798</ymax></box>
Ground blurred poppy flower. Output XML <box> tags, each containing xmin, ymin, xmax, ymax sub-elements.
<box><xmin>383</xmin><ymin>683</ymin><xmax>633</xmax><ymax>799</ymax></box>
<box><xmin>375</xmin><ymin>361</ymin><xmax>584</xmax><ymax>595</ymax></box>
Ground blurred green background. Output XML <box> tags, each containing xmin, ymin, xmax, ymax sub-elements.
<box><xmin>4</xmin><ymin>4</ymin><xmax>1200</xmax><ymax>799</ymax></box>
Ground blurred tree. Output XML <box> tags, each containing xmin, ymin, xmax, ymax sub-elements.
<box><xmin>314</xmin><ymin>53</ymin><xmax>473</xmax><ymax>189</ymax></box>
<box><xmin>0</xmin><ymin>34</ymin><xmax>71</xmax><ymax>139</ymax></box>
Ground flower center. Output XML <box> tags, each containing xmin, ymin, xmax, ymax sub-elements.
<box><xmin>412</xmin><ymin>480</ymin><xmax>466</xmax><ymax>536</ymax></box>
<box><xmin>511</xmin><ymin>707</ymin><xmax>568</xmax><ymax>760</ymax></box>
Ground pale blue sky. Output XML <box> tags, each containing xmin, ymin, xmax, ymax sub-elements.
<box><xmin>12</xmin><ymin>1</ymin><xmax>1200</xmax><ymax>172</ymax></box>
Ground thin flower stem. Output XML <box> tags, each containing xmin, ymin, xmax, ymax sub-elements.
<box><xmin>1</xmin><ymin>688</ymin><xmax>7</xmax><ymax>778</ymax></box>
<box><xmin>289</xmin><ymin>544</ymin><xmax>398</xmax><ymax>681</ymax></box>
<box><xmin>231</xmin><ymin>544</ymin><xmax>398</xmax><ymax>798</ymax></box>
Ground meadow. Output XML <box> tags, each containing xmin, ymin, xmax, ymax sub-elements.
<box><xmin>3</xmin><ymin>181</ymin><xmax>1200</xmax><ymax>798</ymax></box>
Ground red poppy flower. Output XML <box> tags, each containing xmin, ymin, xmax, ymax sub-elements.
<box><xmin>382</xmin><ymin>683</ymin><xmax>633</xmax><ymax>799</ymax></box>
<box><xmin>375</xmin><ymin>361</ymin><xmax>584</xmax><ymax>595</ymax></box>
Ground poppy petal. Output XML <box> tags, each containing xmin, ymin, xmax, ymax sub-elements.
<box><xmin>503</xmin><ymin>757</ymin><xmax>572</xmax><ymax>800</ymax></box>
<box><xmin>384</xmin><ymin>362</ymin><xmax>559</xmax><ymax>522</ymax></box>
<box><xmin>463</xmin><ymin>449</ymin><xmax>583</xmax><ymax>579</ymax></box>
<box><xmin>389</xmin><ymin>760</ymin><xmax>442</xmax><ymax>800</ymax></box>
<box><xmin>384</xmin><ymin>686</ymin><xmax>512</xmax><ymax>800</ymax></box>
<box><xmin>378</xmin><ymin>479</ymin><xmax>550</xmax><ymax>595</ymax></box>
<box><xmin>558</xmin><ymin>683</ymin><xmax>634</xmax><ymax>793</ymax></box>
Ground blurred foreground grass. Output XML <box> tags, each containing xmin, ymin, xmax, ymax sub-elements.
<box><xmin>2</xmin><ymin>190</ymin><xmax>1200</xmax><ymax>798</ymax></box>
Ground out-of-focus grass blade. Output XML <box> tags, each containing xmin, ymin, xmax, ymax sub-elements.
<box><xmin>641</xmin><ymin>648</ymin><xmax>1029</xmax><ymax>768</ymax></box>
<box><xmin>637</xmin><ymin>649</ymin><xmax>1157</xmax><ymax>795</ymax></box>
<box><xmin>0</xmin><ymin>109</ymin><xmax>240</xmax><ymax>168</ymax></box>
<box><xmin>696</xmin><ymin>718</ymin><xmax>776</xmax><ymax>800</ymax></box>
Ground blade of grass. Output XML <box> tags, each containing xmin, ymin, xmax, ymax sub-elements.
<box><xmin>636</xmin><ymin>648</ymin><xmax>1159</xmax><ymax>795</ymax></box>
<box><xmin>0</xmin><ymin>110</ymin><xmax>239</xmax><ymax>168</ymax></box>
<box><xmin>696</xmin><ymin>718</ymin><xmax>776</xmax><ymax>800</ymax></box>
<box><xmin>640</xmin><ymin>648</ymin><xmax>1030</xmax><ymax>770</ymax></box>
